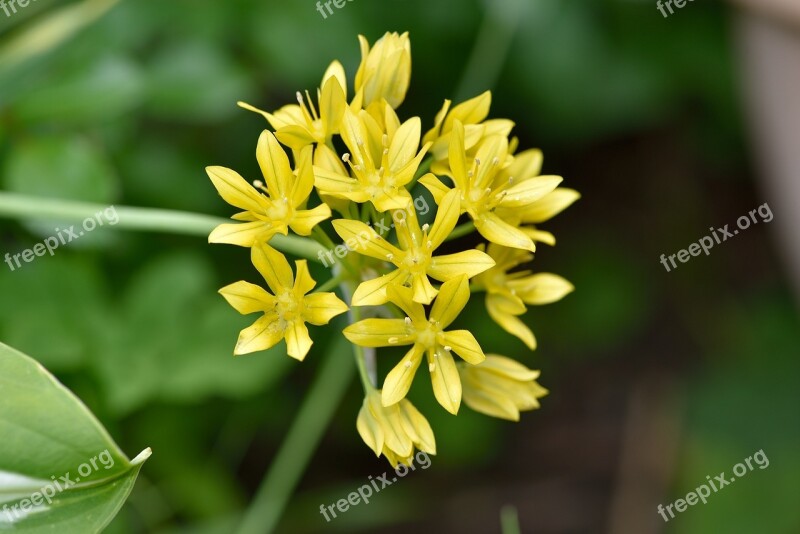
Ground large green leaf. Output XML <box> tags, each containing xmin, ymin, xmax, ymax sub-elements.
<box><xmin>0</xmin><ymin>342</ymin><xmax>149</xmax><ymax>533</ymax></box>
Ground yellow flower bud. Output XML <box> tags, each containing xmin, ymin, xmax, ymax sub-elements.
<box><xmin>459</xmin><ymin>355</ymin><xmax>548</xmax><ymax>421</ymax></box>
<box><xmin>355</xmin><ymin>32</ymin><xmax>411</xmax><ymax>110</ymax></box>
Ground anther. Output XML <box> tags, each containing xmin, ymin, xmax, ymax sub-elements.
<box><xmin>342</xmin><ymin>153</ymin><xmax>351</xmax><ymax>162</ymax></box>
<box><xmin>421</xmin><ymin>223</ymin><xmax>430</xmax><ymax>232</ymax></box>
<box><xmin>389</xmin><ymin>337</ymin><xmax>399</xmax><ymax>344</ymax></box>
<box><xmin>428</xmin><ymin>363</ymin><xmax>436</xmax><ymax>372</ymax></box>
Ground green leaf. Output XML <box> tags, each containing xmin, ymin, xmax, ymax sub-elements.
<box><xmin>0</xmin><ymin>341</ymin><xmax>150</xmax><ymax>532</ymax></box>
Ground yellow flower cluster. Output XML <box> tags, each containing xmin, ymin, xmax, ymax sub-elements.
<box><xmin>208</xmin><ymin>32</ymin><xmax>577</xmax><ymax>466</ymax></box>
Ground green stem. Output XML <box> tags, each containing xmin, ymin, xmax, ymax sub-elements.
<box><xmin>235</xmin><ymin>334</ymin><xmax>354</xmax><ymax>534</ymax></box>
<box><xmin>445</xmin><ymin>221</ymin><xmax>476</xmax><ymax>242</ymax></box>
<box><xmin>349</xmin><ymin>306</ymin><xmax>374</xmax><ymax>390</ymax></box>
<box><xmin>314</xmin><ymin>273</ymin><xmax>344</xmax><ymax>294</ymax></box>
<box><xmin>408</xmin><ymin>155</ymin><xmax>433</xmax><ymax>189</ymax></box>
<box><xmin>500</xmin><ymin>505</ymin><xmax>521</xmax><ymax>534</ymax></box>
<box><xmin>0</xmin><ymin>192</ymin><xmax>327</xmax><ymax>262</ymax></box>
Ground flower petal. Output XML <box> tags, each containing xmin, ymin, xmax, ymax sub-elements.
<box><xmin>461</xmin><ymin>374</ymin><xmax>520</xmax><ymax>421</ymax></box>
<box><xmin>411</xmin><ymin>273</ymin><xmax>438</xmax><ymax>304</ymax></box>
<box><xmin>234</xmin><ymin>314</ymin><xmax>283</xmax><ymax>355</ymax></box>
<box><xmin>285</xmin><ymin>321</ymin><xmax>313</xmax><ymax>360</ymax></box>
<box><xmin>320</xmin><ymin>74</ymin><xmax>347</xmax><ymax>137</ymax></box>
<box><xmin>398</xmin><ymin>400</ymin><xmax>436</xmax><ymax>454</ymax></box>
<box><xmin>500</xmin><ymin>176</ymin><xmax>563</xmax><ymax>209</ymax></box>
<box><xmin>518</xmin><ymin>188</ymin><xmax>581</xmax><ymax>224</ymax></box>
<box><xmin>427</xmin><ymin>189</ymin><xmax>461</xmax><ymax>249</ymax></box>
<box><xmin>256</xmin><ymin>130</ymin><xmax>293</xmax><ymax>199</ymax></box>
<box><xmin>385</xmin><ymin>284</ymin><xmax>427</xmax><ymax>324</ymax></box>
<box><xmin>303</xmin><ymin>292</ymin><xmax>349</xmax><ymax>325</ymax></box>
<box><xmin>429</xmin><ymin>349</ymin><xmax>461</xmax><ymax>414</ymax></box>
<box><xmin>275</xmin><ymin>125</ymin><xmax>316</xmax><ymax>151</ymax></box>
<box><xmin>352</xmin><ymin>270</ymin><xmax>406</xmax><ymax>307</ymax></box>
<box><xmin>443</xmin><ymin>91</ymin><xmax>491</xmax><ymax>132</ymax></box>
<box><xmin>209</xmin><ymin>221</ymin><xmax>273</xmax><ymax>247</ymax></box>
<box><xmin>332</xmin><ymin>219</ymin><xmax>402</xmax><ymax>261</ymax></box>
<box><xmin>479</xmin><ymin>355</ymin><xmax>541</xmax><ymax>382</ymax></box>
<box><xmin>428</xmin><ymin>249</ymin><xmax>496</xmax><ymax>281</ymax></box>
<box><xmin>389</xmin><ymin>117</ymin><xmax>421</xmax><ymax>172</ymax></box>
<box><xmin>219</xmin><ymin>281</ymin><xmax>274</xmax><ymax>314</ymax></box>
<box><xmin>357</xmin><ymin>398</ymin><xmax>384</xmax><ymax>456</ymax></box>
<box><xmin>343</xmin><ymin>318</ymin><xmax>414</xmax><ymax>347</ymax></box>
<box><xmin>429</xmin><ymin>275</ymin><xmax>469</xmax><ymax>329</ymax></box>
<box><xmin>448</xmin><ymin>121</ymin><xmax>469</xmax><ymax>189</ymax></box>
<box><xmin>441</xmin><ymin>330</ymin><xmax>485</xmax><ymax>365</ymax></box>
<box><xmin>206</xmin><ymin>166</ymin><xmax>266</xmax><ymax>213</ymax></box>
<box><xmin>251</xmin><ymin>244</ymin><xmax>294</xmax><ymax>293</ymax></box>
<box><xmin>511</xmin><ymin>273</ymin><xmax>574</xmax><ymax>305</ymax></box>
<box><xmin>486</xmin><ymin>296</ymin><xmax>536</xmax><ymax>350</ymax></box>
<box><xmin>418</xmin><ymin>174</ymin><xmax>451</xmax><ymax>205</ymax></box>
<box><xmin>382</xmin><ymin>344</ymin><xmax>424</xmax><ymax>406</ymax></box>
<box><xmin>289</xmin><ymin>204</ymin><xmax>332</xmax><ymax>236</ymax></box>
<box><xmin>475</xmin><ymin>212</ymin><xmax>535</xmax><ymax>252</ymax></box>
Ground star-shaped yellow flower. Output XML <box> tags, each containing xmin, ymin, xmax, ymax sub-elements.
<box><xmin>357</xmin><ymin>389</ymin><xmax>436</xmax><ymax>467</ymax></box>
<box><xmin>219</xmin><ymin>243</ymin><xmax>348</xmax><ymax>360</ymax></box>
<box><xmin>314</xmin><ymin>107</ymin><xmax>431</xmax><ymax>212</ymax></box>
<box><xmin>207</xmin><ymin>133</ymin><xmax>332</xmax><ymax>247</ymax></box>
<box><xmin>422</xmin><ymin>91</ymin><xmax>514</xmax><ymax>174</ymax></box>
<box><xmin>344</xmin><ymin>276</ymin><xmax>486</xmax><ymax>414</ymax></box>
<box><xmin>333</xmin><ymin>189</ymin><xmax>495</xmax><ymax>305</ymax></box>
<box><xmin>353</xmin><ymin>32</ymin><xmax>411</xmax><ymax>110</ymax></box>
<box><xmin>420</xmin><ymin>121</ymin><xmax>563</xmax><ymax>252</ymax></box>
<box><xmin>472</xmin><ymin>243</ymin><xmax>574</xmax><ymax>350</ymax></box>
<box><xmin>459</xmin><ymin>355</ymin><xmax>548</xmax><ymax>421</ymax></box>
<box><xmin>238</xmin><ymin>61</ymin><xmax>347</xmax><ymax>150</ymax></box>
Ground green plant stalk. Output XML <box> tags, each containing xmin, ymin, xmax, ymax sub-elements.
<box><xmin>236</xmin><ymin>334</ymin><xmax>354</xmax><ymax>534</ymax></box>
<box><xmin>445</xmin><ymin>221</ymin><xmax>476</xmax><ymax>241</ymax></box>
<box><xmin>0</xmin><ymin>192</ymin><xmax>327</xmax><ymax>262</ymax></box>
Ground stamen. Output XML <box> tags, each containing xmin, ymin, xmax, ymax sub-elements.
<box><xmin>428</xmin><ymin>363</ymin><xmax>436</xmax><ymax>372</ymax></box>
<box><xmin>444</xmin><ymin>346</ymin><xmax>452</xmax><ymax>352</ymax></box>
<box><xmin>342</xmin><ymin>153</ymin><xmax>351</xmax><ymax>163</ymax></box>
<box><xmin>406</xmin><ymin>361</ymin><xmax>413</xmax><ymax>368</ymax></box>
<box><xmin>421</xmin><ymin>223</ymin><xmax>430</xmax><ymax>232</ymax></box>
<box><xmin>404</xmin><ymin>317</ymin><xmax>412</xmax><ymax>325</ymax></box>
<box><xmin>386</xmin><ymin>253</ymin><xmax>394</xmax><ymax>261</ymax></box>
<box><xmin>389</xmin><ymin>337</ymin><xmax>399</xmax><ymax>344</ymax></box>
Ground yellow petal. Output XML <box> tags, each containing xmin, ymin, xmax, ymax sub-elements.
<box><xmin>475</xmin><ymin>213</ymin><xmax>535</xmax><ymax>252</ymax></box>
<box><xmin>428</xmin><ymin>249</ymin><xmax>496</xmax><ymax>281</ymax></box>
<box><xmin>500</xmin><ymin>176</ymin><xmax>563</xmax><ymax>209</ymax></box>
<box><xmin>285</xmin><ymin>320</ymin><xmax>313</xmax><ymax>360</ymax></box>
<box><xmin>357</xmin><ymin>398</ymin><xmax>384</xmax><ymax>456</ymax></box>
<box><xmin>500</xmin><ymin>148</ymin><xmax>543</xmax><ymax>184</ymax></box>
<box><xmin>418</xmin><ymin>174</ymin><xmax>451</xmax><ymax>205</ymax></box>
<box><xmin>289</xmin><ymin>204</ymin><xmax>332</xmax><ymax>236</ymax></box>
<box><xmin>256</xmin><ymin>130</ymin><xmax>293</xmax><ymax>199</ymax></box>
<box><xmin>382</xmin><ymin>344</ymin><xmax>424</xmax><ymax>406</ymax></box>
<box><xmin>313</xmin><ymin>166</ymin><xmax>360</xmax><ymax>195</ymax></box>
<box><xmin>411</xmin><ymin>273</ymin><xmax>438</xmax><ymax>304</ymax></box>
<box><xmin>461</xmin><ymin>374</ymin><xmax>520</xmax><ymax>421</ymax></box>
<box><xmin>275</xmin><ymin>125</ymin><xmax>316</xmax><ymax>151</ymax></box>
<box><xmin>422</xmin><ymin>98</ymin><xmax>451</xmax><ymax>146</ymax></box>
<box><xmin>427</xmin><ymin>189</ymin><xmax>461</xmax><ymax>249</ymax></box>
<box><xmin>292</xmin><ymin>260</ymin><xmax>316</xmax><ymax>296</ymax></box>
<box><xmin>486</xmin><ymin>297</ymin><xmax>536</xmax><ymax>350</ymax></box>
<box><xmin>429</xmin><ymin>349</ymin><xmax>461</xmax><ymax>414</ymax></box>
<box><xmin>376</xmin><ymin>400</ymin><xmax>414</xmax><ymax>458</ymax></box>
<box><xmin>522</xmin><ymin>227</ymin><xmax>556</xmax><ymax>246</ymax></box>
<box><xmin>219</xmin><ymin>281</ymin><xmax>274</xmax><ymax>314</ymax></box>
<box><xmin>352</xmin><ymin>270</ymin><xmax>406</xmax><ymax>307</ymax></box>
<box><xmin>389</xmin><ymin>117</ymin><xmax>421</xmax><ymax>172</ymax></box>
<box><xmin>429</xmin><ymin>275</ymin><xmax>469</xmax><ymax>329</ymax></box>
<box><xmin>235</xmin><ymin>314</ymin><xmax>283</xmax><ymax>355</ymax></box>
<box><xmin>209</xmin><ymin>221</ymin><xmax>273</xmax><ymax>247</ymax></box>
<box><xmin>291</xmin><ymin>145</ymin><xmax>315</xmax><ymax>206</ymax></box>
<box><xmin>322</xmin><ymin>60</ymin><xmax>347</xmax><ymax>100</ymax></box>
<box><xmin>303</xmin><ymin>292</ymin><xmax>349</xmax><ymax>325</ymax></box>
<box><xmin>479</xmin><ymin>355</ymin><xmax>541</xmax><ymax>382</ymax></box>
<box><xmin>448</xmin><ymin>121</ymin><xmax>469</xmax><ymax>189</ymax></box>
<box><xmin>332</xmin><ymin>219</ymin><xmax>402</xmax><ymax>261</ymax></box>
<box><xmin>511</xmin><ymin>273</ymin><xmax>574</xmax><ymax>305</ymax></box>
<box><xmin>385</xmin><ymin>284</ymin><xmax>427</xmax><ymax>324</ymax></box>
<box><xmin>398</xmin><ymin>400</ymin><xmax>436</xmax><ymax>454</ymax></box>
<box><xmin>519</xmin><ymin>188</ymin><xmax>581</xmax><ymax>224</ymax></box>
<box><xmin>344</xmin><ymin>318</ymin><xmax>414</xmax><ymax>348</ymax></box>
<box><xmin>251</xmin><ymin>244</ymin><xmax>294</xmax><ymax>293</ymax></box>
<box><xmin>206</xmin><ymin>166</ymin><xmax>266</xmax><ymax>213</ymax></box>
<box><xmin>320</xmin><ymin>73</ymin><xmax>347</xmax><ymax>136</ymax></box>
<box><xmin>441</xmin><ymin>330</ymin><xmax>485</xmax><ymax>365</ymax></box>
<box><xmin>314</xmin><ymin>144</ymin><xmax>348</xmax><ymax>175</ymax></box>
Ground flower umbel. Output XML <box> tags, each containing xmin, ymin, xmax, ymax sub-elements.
<box><xmin>209</xmin><ymin>31</ymin><xmax>578</xmax><ymax>466</ymax></box>
<box><xmin>219</xmin><ymin>243</ymin><xmax>348</xmax><ymax>360</ymax></box>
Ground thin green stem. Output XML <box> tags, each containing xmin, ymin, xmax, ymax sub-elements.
<box><xmin>348</xmin><ymin>306</ymin><xmax>374</xmax><ymax>391</ymax></box>
<box><xmin>445</xmin><ymin>221</ymin><xmax>476</xmax><ymax>242</ymax></box>
<box><xmin>408</xmin><ymin>155</ymin><xmax>433</xmax><ymax>190</ymax></box>
<box><xmin>0</xmin><ymin>192</ymin><xmax>327</xmax><ymax>262</ymax></box>
<box><xmin>235</xmin><ymin>334</ymin><xmax>354</xmax><ymax>534</ymax></box>
<box><xmin>314</xmin><ymin>273</ymin><xmax>345</xmax><ymax>294</ymax></box>
<box><xmin>312</xmin><ymin>225</ymin><xmax>336</xmax><ymax>250</ymax></box>
<box><xmin>500</xmin><ymin>505</ymin><xmax>521</xmax><ymax>534</ymax></box>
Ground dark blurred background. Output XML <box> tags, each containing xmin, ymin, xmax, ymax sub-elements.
<box><xmin>1</xmin><ymin>0</ymin><xmax>798</xmax><ymax>532</ymax></box>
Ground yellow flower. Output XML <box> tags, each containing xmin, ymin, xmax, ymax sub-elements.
<box><xmin>495</xmin><ymin>187</ymin><xmax>581</xmax><ymax>246</ymax></box>
<box><xmin>344</xmin><ymin>276</ymin><xmax>485</xmax><ymax>414</ymax></box>
<box><xmin>219</xmin><ymin>243</ymin><xmax>348</xmax><ymax>360</ymax></box>
<box><xmin>422</xmin><ymin>91</ymin><xmax>514</xmax><ymax>173</ymax></box>
<box><xmin>207</xmin><ymin>133</ymin><xmax>332</xmax><ymax>247</ymax></box>
<box><xmin>459</xmin><ymin>355</ymin><xmax>548</xmax><ymax>421</ymax></box>
<box><xmin>420</xmin><ymin>121</ymin><xmax>563</xmax><ymax>252</ymax></box>
<box><xmin>354</xmin><ymin>32</ymin><xmax>411</xmax><ymax>110</ymax></box>
<box><xmin>314</xmin><ymin>107</ymin><xmax>431</xmax><ymax>212</ymax></box>
<box><xmin>473</xmin><ymin>243</ymin><xmax>574</xmax><ymax>350</ymax></box>
<box><xmin>357</xmin><ymin>389</ymin><xmax>436</xmax><ymax>467</ymax></box>
<box><xmin>238</xmin><ymin>61</ymin><xmax>347</xmax><ymax>150</ymax></box>
<box><xmin>333</xmin><ymin>189</ymin><xmax>495</xmax><ymax>305</ymax></box>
